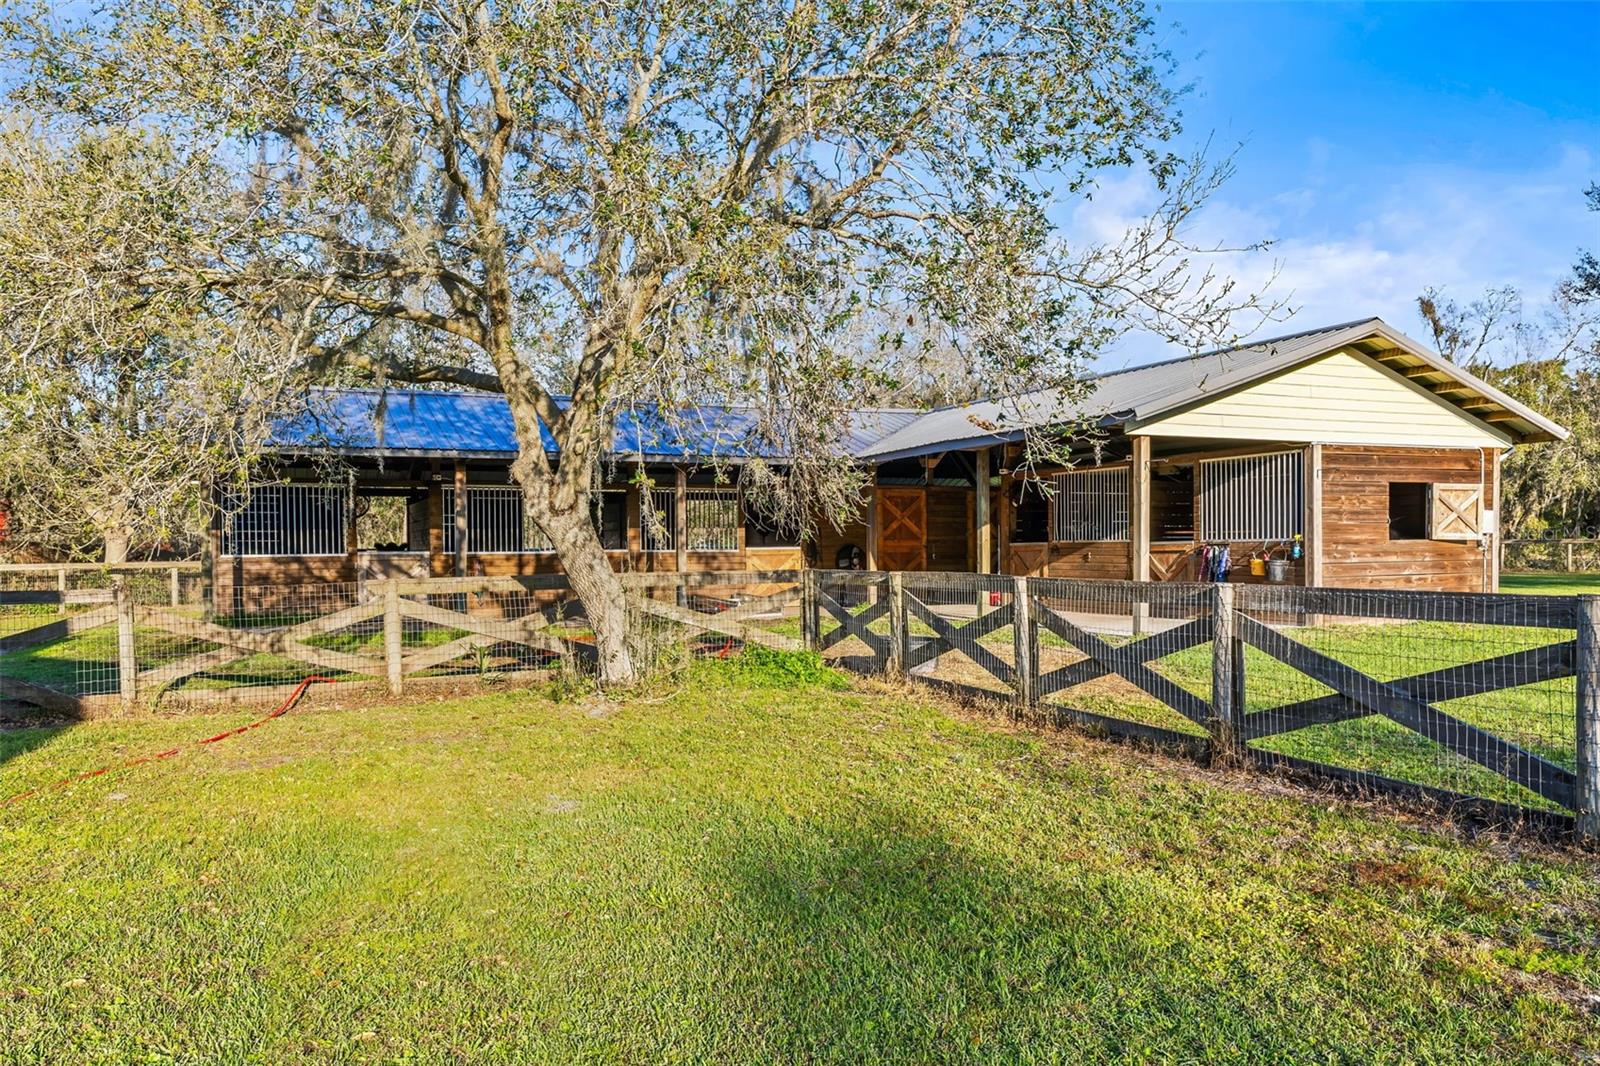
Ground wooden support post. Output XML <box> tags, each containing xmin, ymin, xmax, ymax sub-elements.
<box><xmin>1568</xmin><ymin>542</ymin><xmax>1576</xmax><ymax>574</ymax></box>
<box><xmin>115</xmin><ymin>583</ymin><xmax>138</xmax><ymax>707</ymax></box>
<box><xmin>384</xmin><ymin>579</ymin><xmax>404</xmax><ymax>697</ymax></box>
<box><xmin>169</xmin><ymin>565</ymin><xmax>182</xmax><ymax>607</ymax></box>
<box><xmin>1489</xmin><ymin>448</ymin><xmax>1503</xmax><ymax>593</ymax></box>
<box><xmin>887</xmin><ymin>571</ymin><xmax>907</xmax><ymax>677</ymax></box>
<box><xmin>56</xmin><ymin>567</ymin><xmax>68</xmax><ymax>615</ymax></box>
<box><xmin>800</xmin><ymin>570</ymin><xmax>819</xmax><ymax>652</ymax></box>
<box><xmin>1210</xmin><ymin>583</ymin><xmax>1239</xmax><ymax>764</ymax></box>
<box><xmin>1130</xmin><ymin>435</ymin><xmax>1152</xmax><ymax>635</ymax></box>
<box><xmin>674</xmin><ymin>467</ymin><xmax>688</xmax><ymax>603</ymax></box>
<box><xmin>1012</xmin><ymin>574</ymin><xmax>1036</xmax><ymax>712</ymax></box>
<box><xmin>453</xmin><ymin>461</ymin><xmax>469</xmax><ymax>577</ymax></box>
<box><xmin>864</xmin><ymin>486</ymin><xmax>879</xmax><ymax>572</ymax></box>
<box><xmin>1577</xmin><ymin>596</ymin><xmax>1600</xmax><ymax>843</ymax></box>
<box><xmin>974</xmin><ymin>447</ymin><xmax>992</xmax><ymax>574</ymax></box>
<box><xmin>1304</xmin><ymin>444</ymin><xmax>1323</xmax><ymax>588</ymax></box>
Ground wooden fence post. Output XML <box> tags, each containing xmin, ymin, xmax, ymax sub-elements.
<box><xmin>57</xmin><ymin>567</ymin><xmax>68</xmax><ymax>614</ymax></box>
<box><xmin>169</xmin><ymin>565</ymin><xmax>182</xmax><ymax>607</ymax></box>
<box><xmin>800</xmin><ymin>570</ymin><xmax>819</xmax><ymax>652</ymax></box>
<box><xmin>1577</xmin><ymin>596</ymin><xmax>1600</xmax><ymax>843</ymax></box>
<box><xmin>1210</xmin><ymin>583</ymin><xmax>1239</xmax><ymax>764</ymax></box>
<box><xmin>887</xmin><ymin>571</ymin><xmax>907</xmax><ymax>677</ymax></box>
<box><xmin>1012</xmin><ymin>575</ymin><xmax>1036</xmax><ymax>711</ymax></box>
<box><xmin>384</xmin><ymin>579</ymin><xmax>404</xmax><ymax>697</ymax></box>
<box><xmin>1569</xmin><ymin>542</ymin><xmax>1577</xmax><ymax>573</ymax></box>
<box><xmin>115</xmin><ymin>582</ymin><xmax>138</xmax><ymax>707</ymax></box>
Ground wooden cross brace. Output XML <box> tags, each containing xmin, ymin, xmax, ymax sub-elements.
<box><xmin>815</xmin><ymin>589</ymin><xmax>889</xmax><ymax>655</ymax></box>
<box><xmin>902</xmin><ymin>593</ymin><xmax>1016</xmax><ymax>682</ymax></box>
<box><xmin>1035</xmin><ymin>609</ymin><xmax>1214</xmax><ymax>726</ymax></box>
<box><xmin>1237</xmin><ymin>616</ymin><xmax>1575</xmax><ymax>808</ymax></box>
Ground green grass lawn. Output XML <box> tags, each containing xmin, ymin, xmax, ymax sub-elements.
<box><xmin>3</xmin><ymin>656</ymin><xmax>1600</xmax><ymax>1063</ymax></box>
<box><xmin>1503</xmin><ymin>572</ymin><xmax>1600</xmax><ymax>596</ymax></box>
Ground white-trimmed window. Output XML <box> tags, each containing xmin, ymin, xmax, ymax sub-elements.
<box><xmin>220</xmin><ymin>484</ymin><xmax>349</xmax><ymax>557</ymax></box>
<box><xmin>1197</xmin><ymin>452</ymin><xmax>1303</xmax><ymax>541</ymax></box>
<box><xmin>1051</xmin><ymin>467</ymin><xmax>1130</xmax><ymax>541</ymax></box>
<box><xmin>443</xmin><ymin>487</ymin><xmax>554</xmax><ymax>554</ymax></box>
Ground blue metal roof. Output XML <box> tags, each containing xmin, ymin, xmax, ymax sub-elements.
<box><xmin>270</xmin><ymin>388</ymin><xmax>922</xmax><ymax>461</ymax></box>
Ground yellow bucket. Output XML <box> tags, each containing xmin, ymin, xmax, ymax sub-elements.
<box><xmin>1249</xmin><ymin>557</ymin><xmax>1267</xmax><ymax>577</ymax></box>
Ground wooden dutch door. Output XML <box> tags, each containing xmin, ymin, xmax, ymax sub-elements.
<box><xmin>876</xmin><ymin>488</ymin><xmax>928</xmax><ymax>571</ymax></box>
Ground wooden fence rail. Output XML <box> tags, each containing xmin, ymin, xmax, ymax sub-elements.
<box><xmin>0</xmin><ymin>571</ymin><xmax>801</xmax><ymax>712</ymax></box>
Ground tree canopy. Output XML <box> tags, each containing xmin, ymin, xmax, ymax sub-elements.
<box><xmin>5</xmin><ymin>0</ymin><xmax>1273</xmax><ymax>677</ymax></box>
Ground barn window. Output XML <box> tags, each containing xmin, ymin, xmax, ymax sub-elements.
<box><xmin>745</xmin><ymin>508</ymin><xmax>800</xmax><ymax>548</ymax></box>
<box><xmin>442</xmin><ymin>487</ymin><xmax>553</xmax><ymax>554</ymax></box>
<box><xmin>685</xmin><ymin>490</ymin><xmax>740</xmax><ymax>551</ymax></box>
<box><xmin>220</xmin><ymin>484</ymin><xmax>348</xmax><ymax>557</ymax></box>
<box><xmin>641</xmin><ymin>488</ymin><xmax>676</xmax><ymax>552</ymax></box>
<box><xmin>593</xmin><ymin>491</ymin><xmax>628</xmax><ymax>551</ymax></box>
<box><xmin>1050</xmin><ymin>467</ymin><xmax>1129</xmax><ymax>541</ymax></box>
<box><xmin>1197</xmin><ymin>452</ymin><xmax>1303</xmax><ymax>541</ymax></box>
<box><xmin>354</xmin><ymin>493</ymin><xmax>410</xmax><ymax>551</ymax></box>
<box><xmin>1388</xmin><ymin>483</ymin><xmax>1430</xmax><ymax>540</ymax></box>
<box><xmin>1010</xmin><ymin>481</ymin><xmax>1049</xmax><ymax>543</ymax></box>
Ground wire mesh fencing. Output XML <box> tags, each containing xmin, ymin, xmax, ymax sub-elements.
<box><xmin>1028</xmin><ymin>579</ymin><xmax>1214</xmax><ymax>742</ymax></box>
<box><xmin>1233</xmin><ymin>585</ymin><xmax>1579</xmax><ymax>814</ymax></box>
<box><xmin>811</xmin><ymin>569</ymin><xmax>892</xmax><ymax>675</ymax></box>
<box><xmin>898</xmin><ymin>571</ymin><xmax>1019</xmax><ymax>701</ymax></box>
<box><xmin>805</xmin><ymin>571</ymin><xmax>1591</xmax><ymax>826</ymax></box>
<box><xmin>1502</xmin><ymin>538</ymin><xmax>1600</xmax><ymax>574</ymax></box>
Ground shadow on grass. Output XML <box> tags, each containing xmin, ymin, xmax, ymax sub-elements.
<box><xmin>0</xmin><ymin>722</ymin><xmax>75</xmax><ymax>774</ymax></box>
<box><xmin>690</xmin><ymin>806</ymin><xmax>1318</xmax><ymax>1062</ymax></box>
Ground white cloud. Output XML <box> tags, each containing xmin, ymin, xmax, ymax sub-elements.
<box><xmin>1068</xmin><ymin>143</ymin><xmax>1597</xmax><ymax>369</ymax></box>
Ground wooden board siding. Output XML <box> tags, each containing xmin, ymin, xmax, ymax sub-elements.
<box><xmin>1319</xmin><ymin>446</ymin><xmax>1491</xmax><ymax>592</ymax></box>
<box><xmin>814</xmin><ymin>489</ymin><xmax>873</xmax><ymax>570</ymax></box>
<box><xmin>1136</xmin><ymin>351</ymin><xmax>1512</xmax><ymax>449</ymax></box>
<box><xmin>1010</xmin><ymin>540</ymin><xmax>1130</xmax><ymax>580</ymax></box>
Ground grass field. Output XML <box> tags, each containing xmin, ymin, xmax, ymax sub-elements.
<box><xmin>1502</xmin><ymin>572</ymin><xmax>1600</xmax><ymax>596</ymax></box>
<box><xmin>3</xmin><ymin>654</ymin><xmax>1600</xmax><ymax>1063</ymax></box>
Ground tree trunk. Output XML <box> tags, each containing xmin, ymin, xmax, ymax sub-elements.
<box><xmin>103</xmin><ymin>529</ymin><xmax>131</xmax><ymax>564</ymax></box>
<box><xmin>542</xmin><ymin>502</ymin><xmax>637</xmax><ymax>686</ymax></box>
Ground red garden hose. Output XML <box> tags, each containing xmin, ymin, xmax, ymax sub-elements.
<box><xmin>0</xmin><ymin>675</ymin><xmax>337</xmax><ymax>808</ymax></box>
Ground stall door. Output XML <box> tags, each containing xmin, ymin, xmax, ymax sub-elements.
<box><xmin>876</xmin><ymin>488</ymin><xmax>927</xmax><ymax>571</ymax></box>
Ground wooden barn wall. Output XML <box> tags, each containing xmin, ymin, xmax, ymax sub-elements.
<box><xmin>925</xmin><ymin>487</ymin><xmax>972</xmax><ymax>571</ymax></box>
<box><xmin>1319</xmin><ymin>445</ymin><xmax>1491</xmax><ymax>592</ymax></box>
<box><xmin>1040</xmin><ymin>540</ymin><xmax>1130</xmax><ymax>580</ymax></box>
<box><xmin>813</xmin><ymin>489</ymin><xmax>873</xmax><ymax>570</ymax></box>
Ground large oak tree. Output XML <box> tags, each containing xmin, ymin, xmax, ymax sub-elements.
<box><xmin>7</xmin><ymin>0</ymin><xmax>1271</xmax><ymax>681</ymax></box>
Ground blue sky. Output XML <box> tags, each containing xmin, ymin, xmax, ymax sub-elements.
<box><xmin>1085</xmin><ymin>0</ymin><xmax>1600</xmax><ymax>368</ymax></box>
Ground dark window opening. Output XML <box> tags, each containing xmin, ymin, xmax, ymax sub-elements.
<box><xmin>1011</xmin><ymin>482</ymin><xmax>1049</xmax><ymax>543</ymax></box>
<box><xmin>875</xmin><ymin>458</ymin><xmax>926</xmax><ymax>486</ymax></box>
<box><xmin>1389</xmin><ymin>483</ymin><xmax>1429</xmax><ymax>540</ymax></box>
<box><xmin>1151</xmin><ymin>467</ymin><xmax>1196</xmax><ymax>542</ymax></box>
<box><xmin>745</xmin><ymin>508</ymin><xmax>800</xmax><ymax>548</ymax></box>
<box><xmin>594</xmin><ymin>491</ymin><xmax>628</xmax><ymax>551</ymax></box>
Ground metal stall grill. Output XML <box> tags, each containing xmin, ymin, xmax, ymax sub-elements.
<box><xmin>641</xmin><ymin>488</ymin><xmax>676</xmax><ymax>553</ymax></box>
<box><xmin>684</xmin><ymin>490</ymin><xmax>740</xmax><ymax>552</ymax></box>
<box><xmin>1197</xmin><ymin>452</ymin><xmax>1303</xmax><ymax>541</ymax></box>
<box><xmin>220</xmin><ymin>484</ymin><xmax>349</xmax><ymax>557</ymax></box>
<box><xmin>443</xmin><ymin>487</ymin><xmax>554</xmax><ymax>554</ymax></box>
<box><xmin>1052</xmin><ymin>467</ymin><xmax>1130</xmax><ymax>541</ymax></box>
